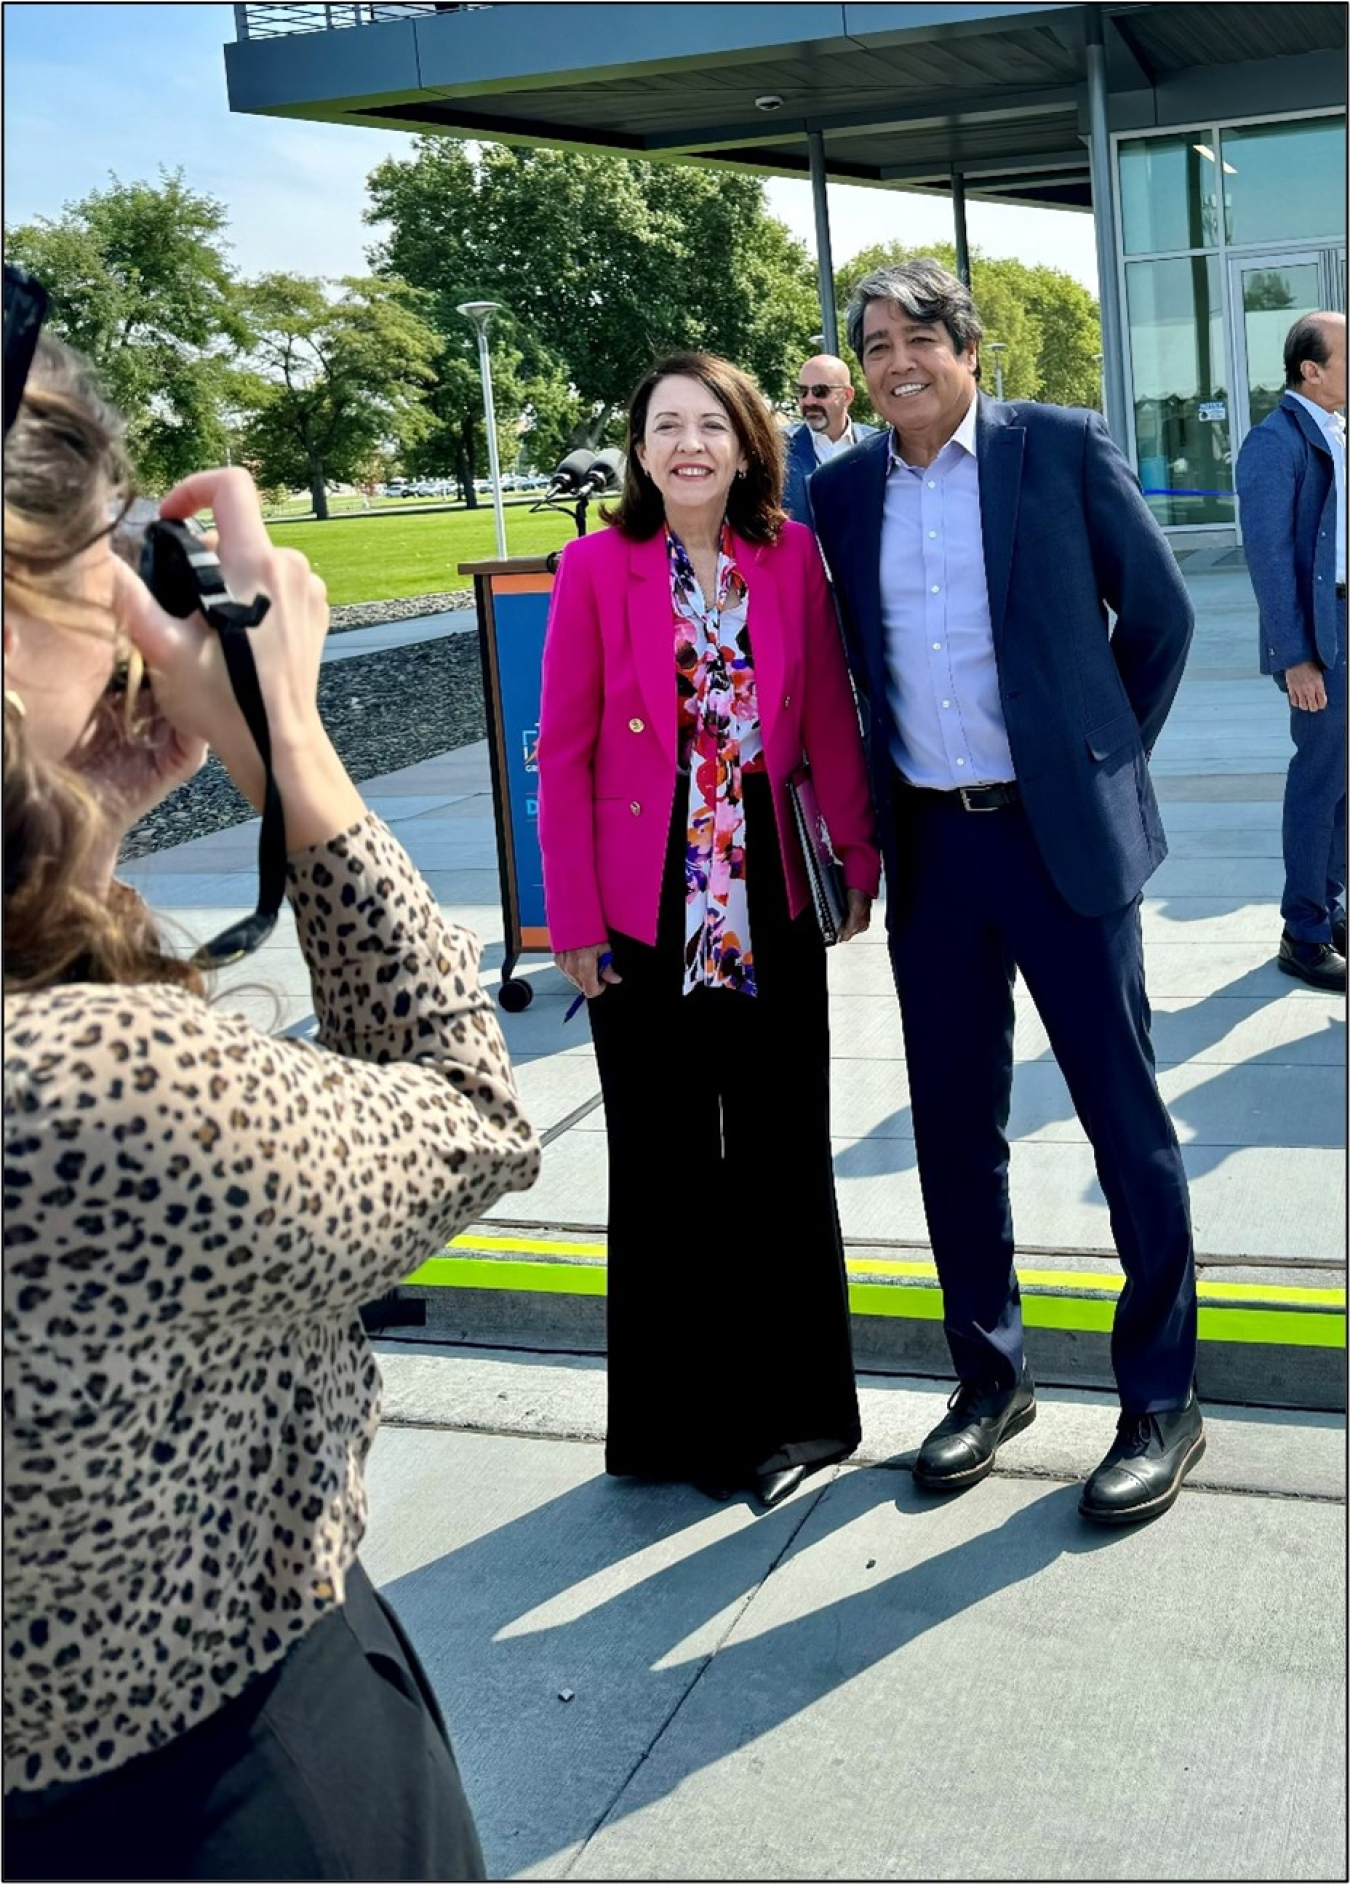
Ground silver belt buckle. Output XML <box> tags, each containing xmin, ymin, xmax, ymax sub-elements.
<box><xmin>959</xmin><ymin>786</ymin><xmax>998</xmax><ymax>812</ymax></box>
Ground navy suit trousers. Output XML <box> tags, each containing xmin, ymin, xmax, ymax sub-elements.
<box><xmin>887</xmin><ymin>787</ymin><xmax>1197</xmax><ymax>1414</ymax></box>
<box><xmin>1278</xmin><ymin>598</ymin><xmax>1347</xmax><ymax>942</ymax></box>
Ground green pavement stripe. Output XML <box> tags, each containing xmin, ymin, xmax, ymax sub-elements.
<box><xmin>410</xmin><ymin>1255</ymin><xmax>608</xmax><ymax>1295</ymax></box>
<box><xmin>406</xmin><ymin>1255</ymin><xmax>1345</xmax><ymax>1348</ymax></box>
<box><xmin>1195</xmin><ymin>1307</ymin><xmax>1345</xmax><ymax>1348</ymax></box>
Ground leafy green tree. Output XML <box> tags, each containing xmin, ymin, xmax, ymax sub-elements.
<box><xmin>235</xmin><ymin>274</ymin><xmax>441</xmax><ymax>520</ymax></box>
<box><xmin>363</xmin><ymin>139</ymin><xmax>820</xmax><ymax>486</ymax></box>
<box><xmin>1020</xmin><ymin>264</ymin><xmax>1105</xmax><ymax>408</ymax></box>
<box><xmin>5</xmin><ymin>169</ymin><xmax>250</xmax><ymax>489</ymax></box>
<box><xmin>835</xmin><ymin>240</ymin><xmax>1101</xmax><ymax>412</ymax></box>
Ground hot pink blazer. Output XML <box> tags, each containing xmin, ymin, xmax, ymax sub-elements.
<box><xmin>537</xmin><ymin>518</ymin><xmax>881</xmax><ymax>953</ymax></box>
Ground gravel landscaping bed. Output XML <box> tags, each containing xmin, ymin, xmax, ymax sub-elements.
<box><xmin>121</xmin><ymin>629</ymin><xmax>487</xmax><ymax>860</ymax></box>
<box><xmin>327</xmin><ymin>589</ymin><xmax>475</xmax><ymax>633</ymax></box>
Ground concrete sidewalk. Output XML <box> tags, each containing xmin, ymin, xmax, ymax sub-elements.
<box><xmin>117</xmin><ymin>564</ymin><xmax>1347</xmax><ymax>1879</ymax></box>
<box><xmin>361</xmin><ymin>1352</ymin><xmax>1345</xmax><ymax>1881</ymax></box>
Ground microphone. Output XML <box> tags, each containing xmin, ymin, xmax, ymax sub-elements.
<box><xmin>544</xmin><ymin>448</ymin><xmax>598</xmax><ymax>499</ymax></box>
<box><xmin>576</xmin><ymin>447</ymin><xmax>624</xmax><ymax>497</ymax></box>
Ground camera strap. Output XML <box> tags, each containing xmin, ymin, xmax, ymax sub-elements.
<box><xmin>197</xmin><ymin>602</ymin><xmax>288</xmax><ymax>968</ymax></box>
<box><xmin>136</xmin><ymin>520</ymin><xmax>287</xmax><ymax>970</ymax></box>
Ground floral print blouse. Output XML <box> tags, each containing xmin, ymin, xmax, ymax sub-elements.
<box><xmin>669</xmin><ymin>523</ymin><xmax>764</xmax><ymax>997</ymax></box>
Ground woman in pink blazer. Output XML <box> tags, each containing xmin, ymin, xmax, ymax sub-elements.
<box><xmin>537</xmin><ymin>352</ymin><xmax>880</xmax><ymax>1510</ymax></box>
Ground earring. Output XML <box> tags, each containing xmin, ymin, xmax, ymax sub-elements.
<box><xmin>736</xmin><ymin>468</ymin><xmax>746</xmax><ymax>481</ymax></box>
<box><xmin>4</xmin><ymin>688</ymin><xmax>25</xmax><ymax>720</ymax></box>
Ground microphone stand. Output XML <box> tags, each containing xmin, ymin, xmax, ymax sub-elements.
<box><xmin>530</xmin><ymin>488</ymin><xmax>596</xmax><ymax>537</ymax></box>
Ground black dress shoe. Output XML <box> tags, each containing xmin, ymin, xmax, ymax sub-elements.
<box><xmin>1333</xmin><ymin>914</ymin><xmax>1347</xmax><ymax>959</ymax></box>
<box><xmin>755</xmin><ymin>1465</ymin><xmax>807</xmax><ymax>1509</ymax></box>
<box><xmin>1078</xmin><ymin>1393</ymin><xmax>1205</xmax><ymax>1526</ymax></box>
<box><xmin>913</xmin><ymin>1367</ymin><xmax>1036</xmax><ymax>1491</ymax></box>
<box><xmin>1277</xmin><ymin>931</ymin><xmax>1347</xmax><ymax>991</ymax></box>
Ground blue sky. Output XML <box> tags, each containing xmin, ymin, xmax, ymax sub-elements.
<box><xmin>4</xmin><ymin>3</ymin><xmax>1098</xmax><ymax>292</ymax></box>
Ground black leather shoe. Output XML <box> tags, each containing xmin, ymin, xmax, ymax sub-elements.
<box><xmin>1333</xmin><ymin>914</ymin><xmax>1347</xmax><ymax>959</ymax></box>
<box><xmin>1078</xmin><ymin>1393</ymin><xmax>1205</xmax><ymax>1525</ymax></box>
<box><xmin>1278</xmin><ymin>931</ymin><xmax>1347</xmax><ymax>991</ymax></box>
<box><xmin>755</xmin><ymin>1465</ymin><xmax>807</xmax><ymax>1509</ymax></box>
<box><xmin>913</xmin><ymin>1367</ymin><xmax>1036</xmax><ymax>1491</ymax></box>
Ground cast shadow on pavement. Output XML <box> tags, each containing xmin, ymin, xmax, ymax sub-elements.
<box><xmin>381</xmin><ymin>1464</ymin><xmax>1122</xmax><ymax>1877</ymax></box>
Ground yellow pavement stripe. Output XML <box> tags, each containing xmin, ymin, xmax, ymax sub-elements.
<box><xmin>448</xmin><ymin>1233</ymin><xmax>606</xmax><ymax>1260</ymax></box>
<box><xmin>410</xmin><ymin>1253</ymin><xmax>1345</xmax><ymax>1349</ymax></box>
<box><xmin>442</xmin><ymin>1234</ymin><xmax>1344</xmax><ymax>1309</ymax></box>
<box><xmin>854</xmin><ymin>1260</ymin><xmax>1344</xmax><ymax>1306</ymax></box>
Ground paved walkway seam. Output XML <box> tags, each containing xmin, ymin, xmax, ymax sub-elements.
<box><xmin>559</xmin><ymin>1477</ymin><xmax>837</xmax><ymax>1880</ymax></box>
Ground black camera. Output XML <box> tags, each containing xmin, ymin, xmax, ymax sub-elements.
<box><xmin>3</xmin><ymin>263</ymin><xmax>48</xmax><ymax>437</ymax></box>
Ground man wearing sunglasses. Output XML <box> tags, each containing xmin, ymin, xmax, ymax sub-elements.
<box><xmin>784</xmin><ymin>353</ymin><xmax>876</xmax><ymax>522</ymax></box>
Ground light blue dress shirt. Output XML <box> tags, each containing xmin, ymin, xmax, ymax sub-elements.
<box><xmin>879</xmin><ymin>394</ymin><xmax>1016</xmax><ymax>787</ymax></box>
<box><xmin>1289</xmin><ymin>391</ymin><xmax>1346</xmax><ymax>586</ymax></box>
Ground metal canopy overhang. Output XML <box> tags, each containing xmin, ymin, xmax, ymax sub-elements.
<box><xmin>225</xmin><ymin>2</ymin><xmax>1348</xmax><ymax>213</ymax></box>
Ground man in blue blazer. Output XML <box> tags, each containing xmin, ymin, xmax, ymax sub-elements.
<box><xmin>783</xmin><ymin>352</ymin><xmax>876</xmax><ymax>522</ymax></box>
<box><xmin>1235</xmin><ymin>311</ymin><xmax>1346</xmax><ymax>991</ymax></box>
<box><xmin>809</xmin><ymin>258</ymin><xmax>1203</xmax><ymax>1525</ymax></box>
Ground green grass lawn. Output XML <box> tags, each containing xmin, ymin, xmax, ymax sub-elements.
<box><xmin>265</xmin><ymin>503</ymin><xmax>583</xmax><ymax>605</ymax></box>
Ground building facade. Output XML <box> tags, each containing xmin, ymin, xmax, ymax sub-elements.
<box><xmin>1117</xmin><ymin>107</ymin><xmax>1345</xmax><ymax>537</ymax></box>
<box><xmin>226</xmin><ymin>3</ymin><xmax>1347</xmax><ymax>545</ymax></box>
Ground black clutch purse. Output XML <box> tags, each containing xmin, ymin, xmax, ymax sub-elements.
<box><xmin>787</xmin><ymin>762</ymin><xmax>848</xmax><ymax>946</ymax></box>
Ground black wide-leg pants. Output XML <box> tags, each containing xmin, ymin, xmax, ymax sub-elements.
<box><xmin>4</xmin><ymin>1562</ymin><xmax>484</xmax><ymax>1882</ymax></box>
<box><xmin>886</xmin><ymin>788</ymin><xmax>1198</xmax><ymax>1417</ymax></box>
<box><xmin>588</xmin><ymin>773</ymin><xmax>861</xmax><ymax>1483</ymax></box>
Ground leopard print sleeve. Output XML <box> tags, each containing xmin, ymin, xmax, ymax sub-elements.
<box><xmin>4</xmin><ymin>815</ymin><xmax>541</xmax><ymax>1334</ymax></box>
<box><xmin>3</xmin><ymin>818</ymin><xmax>542</xmax><ymax>1793</ymax></box>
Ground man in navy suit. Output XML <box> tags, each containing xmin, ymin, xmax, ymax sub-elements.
<box><xmin>1236</xmin><ymin>311</ymin><xmax>1347</xmax><ymax>992</ymax></box>
<box><xmin>809</xmin><ymin>258</ymin><xmax>1203</xmax><ymax>1525</ymax></box>
<box><xmin>783</xmin><ymin>352</ymin><xmax>876</xmax><ymax>522</ymax></box>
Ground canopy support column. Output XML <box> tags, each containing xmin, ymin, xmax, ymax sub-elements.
<box><xmin>951</xmin><ymin>168</ymin><xmax>971</xmax><ymax>286</ymax></box>
<box><xmin>1086</xmin><ymin>7</ymin><xmax>1129</xmax><ymax>442</ymax></box>
<box><xmin>809</xmin><ymin>130</ymin><xmax>839</xmax><ymax>355</ymax></box>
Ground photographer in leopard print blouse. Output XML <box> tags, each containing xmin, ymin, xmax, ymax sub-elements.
<box><xmin>3</xmin><ymin>336</ymin><xmax>541</xmax><ymax>1880</ymax></box>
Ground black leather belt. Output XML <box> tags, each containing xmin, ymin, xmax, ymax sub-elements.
<box><xmin>901</xmin><ymin>779</ymin><xmax>1020</xmax><ymax>813</ymax></box>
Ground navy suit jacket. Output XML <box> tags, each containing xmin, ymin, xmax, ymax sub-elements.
<box><xmin>783</xmin><ymin>418</ymin><xmax>877</xmax><ymax>523</ymax></box>
<box><xmin>1234</xmin><ymin>393</ymin><xmax>1341</xmax><ymax>675</ymax></box>
<box><xmin>808</xmin><ymin>395</ymin><xmax>1195</xmax><ymax>919</ymax></box>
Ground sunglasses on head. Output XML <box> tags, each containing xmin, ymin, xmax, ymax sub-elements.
<box><xmin>796</xmin><ymin>382</ymin><xmax>849</xmax><ymax>399</ymax></box>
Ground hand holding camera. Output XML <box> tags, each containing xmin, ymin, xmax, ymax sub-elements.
<box><xmin>123</xmin><ymin>467</ymin><xmax>365</xmax><ymax>859</ymax></box>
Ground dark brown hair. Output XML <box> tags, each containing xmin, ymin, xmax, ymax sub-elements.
<box><xmin>3</xmin><ymin>335</ymin><xmax>203</xmax><ymax>994</ymax></box>
<box><xmin>602</xmin><ymin>351</ymin><xmax>786</xmax><ymax>543</ymax></box>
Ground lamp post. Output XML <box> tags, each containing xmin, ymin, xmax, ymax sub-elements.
<box><xmin>456</xmin><ymin>300</ymin><xmax>507</xmax><ymax>560</ymax></box>
<box><xmin>987</xmin><ymin>341</ymin><xmax>1007</xmax><ymax>402</ymax></box>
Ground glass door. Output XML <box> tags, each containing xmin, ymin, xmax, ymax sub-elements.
<box><xmin>1229</xmin><ymin>247</ymin><xmax>1346</xmax><ymax>448</ymax></box>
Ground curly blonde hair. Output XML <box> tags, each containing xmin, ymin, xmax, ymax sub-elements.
<box><xmin>3</xmin><ymin>335</ymin><xmax>203</xmax><ymax>993</ymax></box>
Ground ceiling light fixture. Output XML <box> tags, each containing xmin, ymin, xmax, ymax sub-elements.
<box><xmin>755</xmin><ymin>94</ymin><xmax>785</xmax><ymax>111</ymax></box>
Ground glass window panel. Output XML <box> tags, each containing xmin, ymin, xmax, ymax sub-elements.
<box><xmin>1221</xmin><ymin>118</ymin><xmax>1346</xmax><ymax>247</ymax></box>
<box><xmin>1237</xmin><ymin>260</ymin><xmax>1323</xmax><ymax>432</ymax></box>
<box><xmin>1119</xmin><ymin>135</ymin><xmax>1219</xmax><ymax>254</ymax></box>
<box><xmin>1126</xmin><ymin>256</ymin><xmax>1233</xmax><ymax>526</ymax></box>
